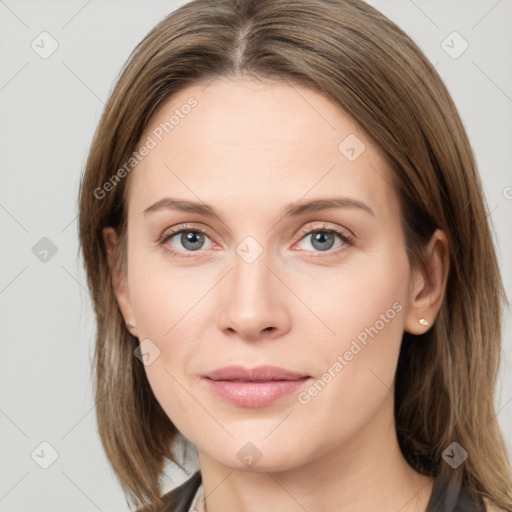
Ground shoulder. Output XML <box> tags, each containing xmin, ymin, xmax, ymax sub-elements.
<box><xmin>136</xmin><ymin>471</ymin><xmax>202</xmax><ymax>512</ymax></box>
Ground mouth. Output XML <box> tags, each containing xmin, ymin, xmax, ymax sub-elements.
<box><xmin>201</xmin><ymin>365</ymin><xmax>312</xmax><ymax>408</ymax></box>
<box><xmin>202</xmin><ymin>364</ymin><xmax>311</xmax><ymax>382</ymax></box>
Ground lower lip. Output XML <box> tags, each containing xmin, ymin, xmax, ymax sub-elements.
<box><xmin>203</xmin><ymin>377</ymin><xmax>312</xmax><ymax>408</ymax></box>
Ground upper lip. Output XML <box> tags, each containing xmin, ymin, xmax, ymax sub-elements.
<box><xmin>202</xmin><ymin>365</ymin><xmax>310</xmax><ymax>382</ymax></box>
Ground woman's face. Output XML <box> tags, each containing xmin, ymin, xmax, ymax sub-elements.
<box><xmin>113</xmin><ymin>77</ymin><xmax>422</xmax><ymax>471</ymax></box>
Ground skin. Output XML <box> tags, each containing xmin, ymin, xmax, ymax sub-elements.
<box><xmin>104</xmin><ymin>76</ymin><xmax>449</xmax><ymax>512</ymax></box>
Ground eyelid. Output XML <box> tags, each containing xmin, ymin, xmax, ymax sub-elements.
<box><xmin>158</xmin><ymin>223</ymin><xmax>218</xmax><ymax>259</ymax></box>
<box><xmin>294</xmin><ymin>222</ymin><xmax>354</xmax><ymax>243</ymax></box>
<box><xmin>291</xmin><ymin>222</ymin><xmax>355</xmax><ymax>256</ymax></box>
<box><xmin>159</xmin><ymin>222</ymin><xmax>215</xmax><ymax>243</ymax></box>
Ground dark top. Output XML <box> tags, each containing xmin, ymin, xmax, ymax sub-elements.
<box><xmin>142</xmin><ymin>470</ymin><xmax>488</xmax><ymax>512</ymax></box>
<box><xmin>159</xmin><ymin>471</ymin><xmax>202</xmax><ymax>512</ymax></box>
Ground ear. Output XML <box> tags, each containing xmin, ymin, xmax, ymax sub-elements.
<box><xmin>103</xmin><ymin>227</ymin><xmax>138</xmax><ymax>337</ymax></box>
<box><xmin>404</xmin><ymin>229</ymin><xmax>450</xmax><ymax>335</ymax></box>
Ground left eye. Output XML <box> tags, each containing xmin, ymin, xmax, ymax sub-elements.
<box><xmin>296</xmin><ymin>230</ymin><xmax>347</xmax><ymax>252</ymax></box>
<box><xmin>164</xmin><ymin>230</ymin><xmax>214</xmax><ymax>252</ymax></box>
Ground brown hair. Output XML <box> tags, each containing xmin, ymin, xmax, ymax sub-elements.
<box><xmin>78</xmin><ymin>0</ymin><xmax>512</xmax><ymax>510</ymax></box>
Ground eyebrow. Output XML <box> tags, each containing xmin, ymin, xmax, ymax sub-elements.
<box><xmin>142</xmin><ymin>196</ymin><xmax>375</xmax><ymax>219</ymax></box>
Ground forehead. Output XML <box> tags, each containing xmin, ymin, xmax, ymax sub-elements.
<box><xmin>127</xmin><ymin>77</ymin><xmax>395</xmax><ymax>219</ymax></box>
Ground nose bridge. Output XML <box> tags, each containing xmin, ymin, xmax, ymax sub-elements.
<box><xmin>217</xmin><ymin>245</ymin><xmax>289</xmax><ymax>339</ymax></box>
<box><xmin>233</xmin><ymin>249</ymin><xmax>271</xmax><ymax>302</ymax></box>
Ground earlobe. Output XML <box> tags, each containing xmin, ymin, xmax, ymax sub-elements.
<box><xmin>102</xmin><ymin>227</ymin><xmax>138</xmax><ymax>336</ymax></box>
<box><xmin>404</xmin><ymin>229</ymin><xmax>450</xmax><ymax>335</ymax></box>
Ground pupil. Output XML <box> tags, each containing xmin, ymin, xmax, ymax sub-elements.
<box><xmin>182</xmin><ymin>231</ymin><xmax>204</xmax><ymax>250</ymax></box>
<box><xmin>312</xmin><ymin>232</ymin><xmax>334</xmax><ymax>251</ymax></box>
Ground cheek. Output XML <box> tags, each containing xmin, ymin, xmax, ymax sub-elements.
<box><xmin>128</xmin><ymin>241</ymin><xmax>217</xmax><ymax>341</ymax></box>
<box><xmin>293</xmin><ymin>246</ymin><xmax>409</xmax><ymax>417</ymax></box>
<box><xmin>289</xmin><ymin>246</ymin><xmax>409</xmax><ymax>350</ymax></box>
<box><xmin>291</xmin><ymin>285</ymin><xmax>406</xmax><ymax>460</ymax></box>
<box><xmin>126</xmin><ymin>252</ymin><xmax>219</xmax><ymax>429</ymax></box>
<box><xmin>131</xmin><ymin>287</ymin><xmax>208</xmax><ymax>435</ymax></box>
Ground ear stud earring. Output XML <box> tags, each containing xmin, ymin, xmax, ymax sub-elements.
<box><xmin>419</xmin><ymin>318</ymin><xmax>429</xmax><ymax>326</ymax></box>
<box><xmin>126</xmin><ymin>322</ymin><xmax>136</xmax><ymax>329</ymax></box>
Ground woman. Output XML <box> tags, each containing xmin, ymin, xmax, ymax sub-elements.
<box><xmin>78</xmin><ymin>0</ymin><xmax>512</xmax><ymax>511</ymax></box>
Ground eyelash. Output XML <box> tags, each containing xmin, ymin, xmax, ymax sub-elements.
<box><xmin>158</xmin><ymin>222</ymin><xmax>354</xmax><ymax>259</ymax></box>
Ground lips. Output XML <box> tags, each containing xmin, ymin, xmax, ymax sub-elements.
<box><xmin>202</xmin><ymin>365</ymin><xmax>310</xmax><ymax>382</ymax></box>
<box><xmin>201</xmin><ymin>365</ymin><xmax>312</xmax><ymax>408</ymax></box>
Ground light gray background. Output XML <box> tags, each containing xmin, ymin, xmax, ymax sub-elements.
<box><xmin>1</xmin><ymin>1</ymin><xmax>511</xmax><ymax>511</ymax></box>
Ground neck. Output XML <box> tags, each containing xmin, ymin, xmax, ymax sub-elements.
<box><xmin>196</xmin><ymin>393</ymin><xmax>433</xmax><ymax>512</ymax></box>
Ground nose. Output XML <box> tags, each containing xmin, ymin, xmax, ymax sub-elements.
<box><xmin>217</xmin><ymin>251</ymin><xmax>291</xmax><ymax>341</ymax></box>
